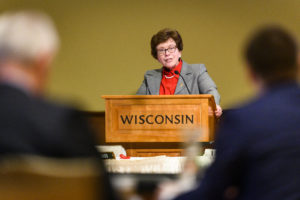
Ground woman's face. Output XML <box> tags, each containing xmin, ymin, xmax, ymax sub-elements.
<box><xmin>156</xmin><ymin>38</ymin><xmax>182</xmax><ymax>69</ymax></box>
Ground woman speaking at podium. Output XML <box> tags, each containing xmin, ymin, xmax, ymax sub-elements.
<box><xmin>136</xmin><ymin>28</ymin><xmax>222</xmax><ymax>117</ymax></box>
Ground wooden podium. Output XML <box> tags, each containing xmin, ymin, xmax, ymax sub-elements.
<box><xmin>102</xmin><ymin>95</ymin><xmax>217</xmax><ymax>157</ymax></box>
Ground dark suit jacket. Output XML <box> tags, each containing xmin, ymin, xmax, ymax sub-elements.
<box><xmin>175</xmin><ymin>81</ymin><xmax>300</xmax><ymax>200</ymax></box>
<box><xmin>0</xmin><ymin>83</ymin><xmax>117</xmax><ymax>200</ymax></box>
<box><xmin>0</xmin><ymin>83</ymin><xmax>98</xmax><ymax>157</ymax></box>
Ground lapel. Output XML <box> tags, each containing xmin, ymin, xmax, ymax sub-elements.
<box><xmin>175</xmin><ymin>61</ymin><xmax>193</xmax><ymax>94</ymax></box>
<box><xmin>145</xmin><ymin>68</ymin><xmax>162</xmax><ymax>95</ymax></box>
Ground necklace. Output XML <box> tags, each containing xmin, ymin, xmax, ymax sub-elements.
<box><xmin>164</xmin><ymin>74</ymin><xmax>175</xmax><ymax>79</ymax></box>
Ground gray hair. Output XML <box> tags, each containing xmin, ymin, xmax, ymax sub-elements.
<box><xmin>0</xmin><ymin>11</ymin><xmax>59</xmax><ymax>63</ymax></box>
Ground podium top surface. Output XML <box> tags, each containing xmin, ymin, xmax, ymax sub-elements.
<box><xmin>102</xmin><ymin>94</ymin><xmax>214</xmax><ymax>100</ymax></box>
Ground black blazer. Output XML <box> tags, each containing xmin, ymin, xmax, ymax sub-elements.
<box><xmin>0</xmin><ymin>84</ymin><xmax>98</xmax><ymax>157</ymax></box>
<box><xmin>0</xmin><ymin>83</ymin><xmax>119</xmax><ymax>200</ymax></box>
<box><xmin>175</xmin><ymin>81</ymin><xmax>300</xmax><ymax>200</ymax></box>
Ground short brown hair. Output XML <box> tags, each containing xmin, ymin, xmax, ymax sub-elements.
<box><xmin>244</xmin><ymin>25</ymin><xmax>298</xmax><ymax>84</ymax></box>
<box><xmin>151</xmin><ymin>28</ymin><xmax>183</xmax><ymax>59</ymax></box>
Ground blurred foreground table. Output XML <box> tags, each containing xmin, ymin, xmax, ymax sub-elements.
<box><xmin>106</xmin><ymin>151</ymin><xmax>215</xmax><ymax>200</ymax></box>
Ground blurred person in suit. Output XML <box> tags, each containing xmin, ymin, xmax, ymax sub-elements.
<box><xmin>0</xmin><ymin>11</ymin><xmax>117</xmax><ymax>200</ymax></box>
<box><xmin>136</xmin><ymin>28</ymin><xmax>222</xmax><ymax>117</ymax></box>
<box><xmin>173</xmin><ymin>26</ymin><xmax>300</xmax><ymax>200</ymax></box>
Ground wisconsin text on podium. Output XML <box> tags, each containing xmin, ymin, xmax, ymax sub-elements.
<box><xmin>120</xmin><ymin>114</ymin><xmax>194</xmax><ymax>125</ymax></box>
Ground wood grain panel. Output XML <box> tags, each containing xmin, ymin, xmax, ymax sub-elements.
<box><xmin>103</xmin><ymin>95</ymin><xmax>216</xmax><ymax>143</ymax></box>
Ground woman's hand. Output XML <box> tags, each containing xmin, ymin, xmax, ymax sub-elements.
<box><xmin>215</xmin><ymin>105</ymin><xmax>223</xmax><ymax>118</ymax></box>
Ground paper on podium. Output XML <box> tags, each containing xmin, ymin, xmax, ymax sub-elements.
<box><xmin>96</xmin><ymin>145</ymin><xmax>126</xmax><ymax>158</ymax></box>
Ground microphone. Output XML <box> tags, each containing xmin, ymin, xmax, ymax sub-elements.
<box><xmin>175</xmin><ymin>70</ymin><xmax>191</xmax><ymax>94</ymax></box>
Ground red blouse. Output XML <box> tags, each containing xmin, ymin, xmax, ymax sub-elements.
<box><xmin>159</xmin><ymin>60</ymin><xmax>182</xmax><ymax>95</ymax></box>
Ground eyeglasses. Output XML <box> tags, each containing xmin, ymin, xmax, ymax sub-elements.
<box><xmin>157</xmin><ymin>46</ymin><xmax>177</xmax><ymax>55</ymax></box>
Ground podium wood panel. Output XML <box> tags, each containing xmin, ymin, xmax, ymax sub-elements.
<box><xmin>102</xmin><ymin>95</ymin><xmax>216</xmax><ymax>145</ymax></box>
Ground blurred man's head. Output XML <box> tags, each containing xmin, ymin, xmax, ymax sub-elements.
<box><xmin>0</xmin><ymin>11</ymin><xmax>59</xmax><ymax>95</ymax></box>
<box><xmin>244</xmin><ymin>25</ymin><xmax>298</xmax><ymax>87</ymax></box>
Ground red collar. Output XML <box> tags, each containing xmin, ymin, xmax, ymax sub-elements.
<box><xmin>160</xmin><ymin>59</ymin><xmax>183</xmax><ymax>95</ymax></box>
<box><xmin>162</xmin><ymin>59</ymin><xmax>182</xmax><ymax>77</ymax></box>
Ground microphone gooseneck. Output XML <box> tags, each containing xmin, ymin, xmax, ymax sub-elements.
<box><xmin>174</xmin><ymin>70</ymin><xmax>191</xmax><ymax>94</ymax></box>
